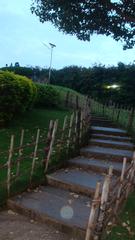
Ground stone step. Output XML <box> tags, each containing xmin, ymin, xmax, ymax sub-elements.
<box><xmin>92</xmin><ymin>133</ymin><xmax>132</xmax><ymax>142</ymax></box>
<box><xmin>7</xmin><ymin>186</ymin><xmax>91</xmax><ymax>239</ymax></box>
<box><xmin>46</xmin><ymin>169</ymin><xmax>103</xmax><ymax>197</ymax></box>
<box><xmin>91</xmin><ymin>117</ymin><xmax>117</xmax><ymax>127</ymax></box>
<box><xmin>80</xmin><ymin>146</ymin><xmax>133</xmax><ymax>162</ymax></box>
<box><xmin>46</xmin><ymin>168</ymin><xmax>117</xmax><ymax>197</ymax></box>
<box><xmin>91</xmin><ymin>120</ymin><xmax>117</xmax><ymax>127</ymax></box>
<box><xmin>90</xmin><ymin>138</ymin><xmax>134</xmax><ymax>150</ymax></box>
<box><xmin>68</xmin><ymin>156</ymin><xmax>127</xmax><ymax>175</ymax></box>
<box><xmin>91</xmin><ymin>126</ymin><xmax>128</xmax><ymax>137</ymax></box>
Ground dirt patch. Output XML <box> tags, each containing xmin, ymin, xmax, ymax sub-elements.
<box><xmin>0</xmin><ymin>210</ymin><xmax>75</xmax><ymax>240</ymax></box>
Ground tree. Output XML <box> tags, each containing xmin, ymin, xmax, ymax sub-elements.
<box><xmin>14</xmin><ymin>62</ymin><xmax>20</xmax><ymax>67</ymax></box>
<box><xmin>31</xmin><ymin>1</ymin><xmax>135</xmax><ymax>49</ymax></box>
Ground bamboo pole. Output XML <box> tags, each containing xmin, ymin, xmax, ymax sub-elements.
<box><xmin>113</xmin><ymin>158</ymin><xmax>127</xmax><ymax>220</ymax></box>
<box><xmin>58</xmin><ymin>115</ymin><xmax>68</xmax><ymax>155</ymax></box>
<box><xmin>45</xmin><ymin>120</ymin><xmax>58</xmax><ymax>173</ymax></box>
<box><xmin>127</xmin><ymin>108</ymin><xmax>134</xmax><ymax>130</ymax></box>
<box><xmin>67</xmin><ymin>113</ymin><xmax>74</xmax><ymax>151</ymax></box>
<box><xmin>74</xmin><ymin>111</ymin><xmax>78</xmax><ymax>144</ymax></box>
<box><xmin>7</xmin><ymin>135</ymin><xmax>14</xmax><ymax>197</ymax></box>
<box><xmin>47</xmin><ymin>120</ymin><xmax>54</xmax><ymax>141</ymax></box>
<box><xmin>125</xmin><ymin>152</ymin><xmax>135</xmax><ymax>197</ymax></box>
<box><xmin>16</xmin><ymin>129</ymin><xmax>24</xmax><ymax>177</ymax></box>
<box><xmin>95</xmin><ymin>166</ymin><xmax>113</xmax><ymax>239</ymax></box>
<box><xmin>61</xmin><ymin>115</ymin><xmax>68</xmax><ymax>141</ymax></box>
<box><xmin>30</xmin><ymin>129</ymin><xmax>40</xmax><ymax>183</ymax></box>
<box><xmin>79</xmin><ymin>111</ymin><xmax>83</xmax><ymax>144</ymax></box>
<box><xmin>85</xmin><ymin>182</ymin><xmax>101</xmax><ymax>240</ymax></box>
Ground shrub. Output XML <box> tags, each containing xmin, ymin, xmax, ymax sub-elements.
<box><xmin>0</xmin><ymin>71</ymin><xmax>37</xmax><ymax>124</ymax></box>
<box><xmin>35</xmin><ymin>84</ymin><xmax>60</xmax><ymax>108</ymax></box>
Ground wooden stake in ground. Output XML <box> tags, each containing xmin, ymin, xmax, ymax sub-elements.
<box><xmin>16</xmin><ymin>129</ymin><xmax>24</xmax><ymax>177</ymax></box>
<box><xmin>95</xmin><ymin>166</ymin><xmax>113</xmax><ymax>239</ymax></box>
<box><xmin>30</xmin><ymin>129</ymin><xmax>40</xmax><ymax>184</ymax></box>
<box><xmin>7</xmin><ymin>135</ymin><xmax>14</xmax><ymax>197</ymax></box>
<box><xmin>79</xmin><ymin>111</ymin><xmax>83</xmax><ymax>143</ymax></box>
<box><xmin>85</xmin><ymin>182</ymin><xmax>101</xmax><ymax>240</ymax></box>
<box><xmin>113</xmin><ymin>158</ymin><xmax>127</xmax><ymax>220</ymax></box>
<box><xmin>67</xmin><ymin>113</ymin><xmax>74</xmax><ymax>151</ymax></box>
<box><xmin>61</xmin><ymin>115</ymin><xmax>68</xmax><ymax>141</ymax></box>
<box><xmin>126</xmin><ymin>153</ymin><xmax>135</xmax><ymax>197</ymax></box>
<box><xmin>47</xmin><ymin>120</ymin><xmax>54</xmax><ymax>142</ymax></box>
<box><xmin>45</xmin><ymin>120</ymin><xmax>58</xmax><ymax>173</ymax></box>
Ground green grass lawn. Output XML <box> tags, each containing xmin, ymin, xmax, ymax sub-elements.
<box><xmin>0</xmin><ymin>83</ymin><xmax>83</xmax><ymax>205</ymax></box>
<box><xmin>0</xmin><ymin>107</ymin><xmax>71</xmax><ymax>205</ymax></box>
<box><xmin>104</xmin><ymin>192</ymin><xmax>135</xmax><ymax>240</ymax></box>
<box><xmin>0</xmin><ymin>108</ymin><xmax>70</xmax><ymax>151</ymax></box>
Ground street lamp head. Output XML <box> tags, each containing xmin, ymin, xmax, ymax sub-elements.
<box><xmin>49</xmin><ymin>43</ymin><xmax>56</xmax><ymax>48</ymax></box>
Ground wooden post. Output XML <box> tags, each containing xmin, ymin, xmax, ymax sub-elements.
<box><xmin>58</xmin><ymin>115</ymin><xmax>68</xmax><ymax>155</ymax></box>
<box><xmin>74</xmin><ymin>111</ymin><xmax>78</xmax><ymax>144</ymax></box>
<box><xmin>30</xmin><ymin>129</ymin><xmax>40</xmax><ymax>183</ymax></box>
<box><xmin>95</xmin><ymin>166</ymin><xmax>113</xmax><ymax>239</ymax></box>
<box><xmin>128</xmin><ymin>108</ymin><xmax>134</xmax><ymax>130</ymax></box>
<box><xmin>79</xmin><ymin>111</ymin><xmax>83</xmax><ymax>144</ymax></box>
<box><xmin>16</xmin><ymin>129</ymin><xmax>24</xmax><ymax>177</ymax></box>
<box><xmin>61</xmin><ymin>115</ymin><xmax>68</xmax><ymax>141</ymax></box>
<box><xmin>67</xmin><ymin>113</ymin><xmax>74</xmax><ymax>152</ymax></box>
<box><xmin>85</xmin><ymin>182</ymin><xmax>101</xmax><ymax>240</ymax></box>
<box><xmin>47</xmin><ymin>120</ymin><xmax>54</xmax><ymax>141</ymax></box>
<box><xmin>130</xmin><ymin>152</ymin><xmax>135</xmax><ymax>183</ymax></box>
<box><xmin>125</xmin><ymin>153</ymin><xmax>135</xmax><ymax>197</ymax></box>
<box><xmin>45</xmin><ymin>120</ymin><xmax>58</xmax><ymax>173</ymax></box>
<box><xmin>113</xmin><ymin>158</ymin><xmax>127</xmax><ymax>219</ymax></box>
<box><xmin>77</xmin><ymin>110</ymin><xmax>81</xmax><ymax>146</ymax></box>
<box><xmin>7</xmin><ymin>135</ymin><xmax>14</xmax><ymax>197</ymax></box>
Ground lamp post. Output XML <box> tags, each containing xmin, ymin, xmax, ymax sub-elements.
<box><xmin>42</xmin><ymin>42</ymin><xmax>56</xmax><ymax>84</ymax></box>
<box><xmin>48</xmin><ymin>43</ymin><xmax>56</xmax><ymax>84</ymax></box>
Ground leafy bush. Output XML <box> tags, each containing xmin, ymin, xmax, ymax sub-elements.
<box><xmin>35</xmin><ymin>83</ymin><xmax>60</xmax><ymax>108</ymax></box>
<box><xmin>0</xmin><ymin>71</ymin><xmax>37</xmax><ymax>124</ymax></box>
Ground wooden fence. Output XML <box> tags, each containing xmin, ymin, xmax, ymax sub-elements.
<box><xmin>90</xmin><ymin>98</ymin><xmax>135</xmax><ymax>134</ymax></box>
<box><xmin>0</xmin><ymin>94</ymin><xmax>91</xmax><ymax>205</ymax></box>
<box><xmin>85</xmin><ymin>154</ymin><xmax>135</xmax><ymax>240</ymax></box>
<box><xmin>85</xmin><ymin>98</ymin><xmax>135</xmax><ymax>240</ymax></box>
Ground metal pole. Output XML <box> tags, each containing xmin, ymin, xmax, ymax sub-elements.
<box><xmin>42</xmin><ymin>42</ymin><xmax>56</xmax><ymax>84</ymax></box>
<box><xmin>48</xmin><ymin>43</ymin><xmax>56</xmax><ymax>84</ymax></box>
<box><xmin>48</xmin><ymin>46</ymin><xmax>53</xmax><ymax>84</ymax></box>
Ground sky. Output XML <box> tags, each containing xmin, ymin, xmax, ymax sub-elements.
<box><xmin>0</xmin><ymin>0</ymin><xmax>135</xmax><ymax>69</ymax></box>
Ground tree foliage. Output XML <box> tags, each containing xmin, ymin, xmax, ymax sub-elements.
<box><xmin>35</xmin><ymin>83</ymin><xmax>60</xmax><ymax>108</ymax></box>
<box><xmin>0</xmin><ymin>71</ymin><xmax>37</xmax><ymax>125</ymax></box>
<box><xmin>31</xmin><ymin>0</ymin><xmax>135</xmax><ymax>49</ymax></box>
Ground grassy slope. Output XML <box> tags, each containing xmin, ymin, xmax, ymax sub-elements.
<box><xmin>0</xmin><ymin>85</ymin><xmax>81</xmax><ymax>204</ymax></box>
<box><xmin>104</xmin><ymin>192</ymin><xmax>135</xmax><ymax>240</ymax></box>
<box><xmin>0</xmin><ymin>108</ymin><xmax>70</xmax><ymax>151</ymax></box>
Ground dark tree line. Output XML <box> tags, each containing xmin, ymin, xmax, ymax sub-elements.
<box><xmin>1</xmin><ymin>62</ymin><xmax>135</xmax><ymax>107</ymax></box>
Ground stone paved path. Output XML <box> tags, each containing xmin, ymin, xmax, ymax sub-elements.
<box><xmin>0</xmin><ymin>211</ymin><xmax>72</xmax><ymax>240</ymax></box>
<box><xmin>6</xmin><ymin>115</ymin><xmax>134</xmax><ymax>239</ymax></box>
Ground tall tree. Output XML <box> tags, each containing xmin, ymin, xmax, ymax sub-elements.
<box><xmin>31</xmin><ymin>1</ymin><xmax>135</xmax><ymax>49</ymax></box>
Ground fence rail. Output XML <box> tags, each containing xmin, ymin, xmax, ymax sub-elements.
<box><xmin>1</xmin><ymin>95</ymin><xmax>134</xmax><ymax>240</ymax></box>
<box><xmin>0</xmin><ymin>94</ymin><xmax>91</xmax><ymax>205</ymax></box>
<box><xmin>85</xmin><ymin>154</ymin><xmax>135</xmax><ymax>240</ymax></box>
<box><xmin>90</xmin><ymin>98</ymin><xmax>135</xmax><ymax>134</ymax></box>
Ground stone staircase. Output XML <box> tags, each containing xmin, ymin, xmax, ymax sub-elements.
<box><xmin>7</xmin><ymin>115</ymin><xmax>134</xmax><ymax>239</ymax></box>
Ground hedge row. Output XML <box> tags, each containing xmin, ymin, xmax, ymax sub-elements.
<box><xmin>0</xmin><ymin>71</ymin><xmax>60</xmax><ymax>125</ymax></box>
